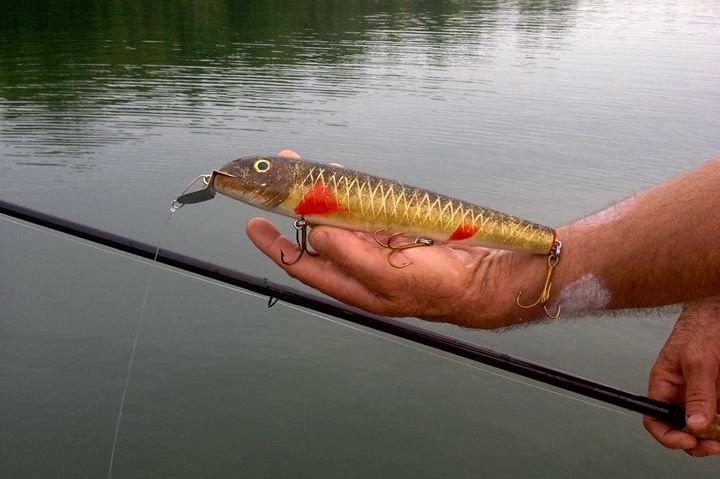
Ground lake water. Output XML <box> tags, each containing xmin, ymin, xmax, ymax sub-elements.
<box><xmin>1</xmin><ymin>1</ymin><xmax>719</xmax><ymax>477</ymax></box>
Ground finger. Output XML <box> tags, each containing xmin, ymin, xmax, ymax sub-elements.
<box><xmin>308</xmin><ymin>226</ymin><xmax>402</xmax><ymax>282</ymax></box>
<box><xmin>686</xmin><ymin>439</ymin><xmax>720</xmax><ymax>457</ymax></box>
<box><xmin>246</xmin><ymin>217</ymin><xmax>387</xmax><ymax>311</ymax></box>
<box><xmin>310</xmin><ymin>226</ymin><xmax>478</xmax><ymax>276</ymax></box>
<box><xmin>278</xmin><ymin>150</ymin><xmax>301</xmax><ymax>159</ymax></box>
<box><xmin>643</xmin><ymin>416</ymin><xmax>697</xmax><ymax>450</ymax></box>
<box><xmin>646</xmin><ymin>369</ymin><xmax>697</xmax><ymax>449</ymax></box>
<box><xmin>683</xmin><ymin>354</ymin><xmax>719</xmax><ymax>433</ymax></box>
<box><xmin>246</xmin><ymin>216</ymin><xmax>305</xmax><ymax>264</ymax></box>
<box><xmin>684</xmin><ymin>448</ymin><xmax>709</xmax><ymax>457</ymax></box>
<box><xmin>647</xmin><ymin>370</ymin><xmax>683</xmax><ymax>407</ymax></box>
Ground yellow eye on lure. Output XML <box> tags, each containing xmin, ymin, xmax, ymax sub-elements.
<box><xmin>174</xmin><ymin>155</ymin><xmax>563</xmax><ymax>318</ymax></box>
<box><xmin>253</xmin><ymin>158</ymin><xmax>271</xmax><ymax>173</ymax></box>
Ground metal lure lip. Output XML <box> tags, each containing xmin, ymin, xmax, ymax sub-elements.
<box><xmin>174</xmin><ymin>170</ymin><xmax>235</xmax><ymax>206</ymax></box>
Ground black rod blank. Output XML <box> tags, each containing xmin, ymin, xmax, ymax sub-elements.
<box><xmin>0</xmin><ymin>198</ymin><xmax>685</xmax><ymax>429</ymax></box>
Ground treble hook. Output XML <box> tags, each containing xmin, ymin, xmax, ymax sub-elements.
<box><xmin>516</xmin><ymin>240</ymin><xmax>563</xmax><ymax>319</ymax></box>
<box><xmin>280</xmin><ymin>218</ymin><xmax>318</xmax><ymax>265</ymax></box>
<box><xmin>372</xmin><ymin>228</ymin><xmax>433</xmax><ymax>268</ymax></box>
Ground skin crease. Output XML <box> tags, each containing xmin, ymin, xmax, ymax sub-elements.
<box><xmin>248</xmin><ymin>150</ymin><xmax>720</xmax><ymax>455</ymax></box>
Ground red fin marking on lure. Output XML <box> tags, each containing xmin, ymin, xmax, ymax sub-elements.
<box><xmin>449</xmin><ymin>223</ymin><xmax>479</xmax><ymax>241</ymax></box>
<box><xmin>294</xmin><ymin>183</ymin><xmax>344</xmax><ymax>215</ymax></box>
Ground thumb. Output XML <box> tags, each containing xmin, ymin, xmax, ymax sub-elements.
<box><xmin>682</xmin><ymin>352</ymin><xmax>718</xmax><ymax>433</ymax></box>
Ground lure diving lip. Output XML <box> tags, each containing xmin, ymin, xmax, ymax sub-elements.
<box><xmin>174</xmin><ymin>170</ymin><xmax>238</xmax><ymax>205</ymax></box>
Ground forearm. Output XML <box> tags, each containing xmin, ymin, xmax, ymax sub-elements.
<box><xmin>552</xmin><ymin>157</ymin><xmax>720</xmax><ymax>312</ymax></box>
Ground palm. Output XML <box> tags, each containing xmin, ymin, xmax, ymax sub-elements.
<box><xmin>245</xmin><ymin>217</ymin><xmax>515</xmax><ymax>328</ymax></box>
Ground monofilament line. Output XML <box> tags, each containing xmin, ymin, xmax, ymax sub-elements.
<box><xmin>0</xmin><ymin>211</ymin><xmax>172</xmax><ymax>478</ymax></box>
<box><xmin>107</xmin><ymin>284</ymin><xmax>152</xmax><ymax>479</ymax></box>
<box><xmin>107</xmin><ymin>214</ymin><xmax>171</xmax><ymax>479</ymax></box>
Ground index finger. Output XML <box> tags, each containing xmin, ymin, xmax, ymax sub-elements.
<box><xmin>645</xmin><ymin>372</ymin><xmax>698</xmax><ymax>449</ymax></box>
<box><xmin>246</xmin><ymin>217</ymin><xmax>390</xmax><ymax>311</ymax></box>
<box><xmin>307</xmin><ymin>225</ymin><xmax>404</xmax><ymax>283</ymax></box>
<box><xmin>643</xmin><ymin>416</ymin><xmax>697</xmax><ymax>450</ymax></box>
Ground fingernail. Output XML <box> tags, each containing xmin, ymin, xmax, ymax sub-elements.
<box><xmin>687</xmin><ymin>414</ymin><xmax>707</xmax><ymax>427</ymax></box>
<box><xmin>312</xmin><ymin>231</ymin><xmax>328</xmax><ymax>250</ymax></box>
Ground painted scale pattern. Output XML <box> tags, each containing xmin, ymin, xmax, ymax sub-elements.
<box><xmin>282</xmin><ymin>162</ymin><xmax>555</xmax><ymax>254</ymax></box>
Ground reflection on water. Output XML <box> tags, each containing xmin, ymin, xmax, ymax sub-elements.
<box><xmin>0</xmin><ymin>0</ymin><xmax>581</xmax><ymax>161</ymax></box>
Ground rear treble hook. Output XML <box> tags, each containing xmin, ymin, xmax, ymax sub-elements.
<box><xmin>516</xmin><ymin>239</ymin><xmax>563</xmax><ymax>319</ymax></box>
<box><xmin>280</xmin><ymin>217</ymin><xmax>318</xmax><ymax>266</ymax></box>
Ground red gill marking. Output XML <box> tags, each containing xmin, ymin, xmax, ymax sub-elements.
<box><xmin>294</xmin><ymin>183</ymin><xmax>344</xmax><ymax>216</ymax></box>
<box><xmin>449</xmin><ymin>222</ymin><xmax>479</xmax><ymax>241</ymax></box>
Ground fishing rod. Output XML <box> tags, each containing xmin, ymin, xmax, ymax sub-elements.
<box><xmin>0</xmin><ymin>198</ymin><xmax>688</xmax><ymax>430</ymax></box>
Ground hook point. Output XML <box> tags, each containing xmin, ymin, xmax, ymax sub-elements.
<box><xmin>280</xmin><ymin>248</ymin><xmax>303</xmax><ymax>266</ymax></box>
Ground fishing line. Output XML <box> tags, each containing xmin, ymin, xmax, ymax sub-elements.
<box><xmin>1</xmin><ymin>213</ymin><xmax>626</xmax><ymax>417</ymax></box>
<box><xmin>106</xmin><ymin>212</ymin><xmax>172</xmax><ymax>479</ymax></box>
<box><xmin>0</xmin><ymin>215</ymin><xmax>163</xmax><ymax>477</ymax></box>
<box><xmin>106</xmin><ymin>286</ymin><xmax>149</xmax><ymax>479</ymax></box>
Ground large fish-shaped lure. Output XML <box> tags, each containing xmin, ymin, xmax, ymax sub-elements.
<box><xmin>175</xmin><ymin>155</ymin><xmax>563</xmax><ymax>317</ymax></box>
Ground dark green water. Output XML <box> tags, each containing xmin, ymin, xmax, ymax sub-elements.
<box><xmin>1</xmin><ymin>1</ymin><xmax>719</xmax><ymax>477</ymax></box>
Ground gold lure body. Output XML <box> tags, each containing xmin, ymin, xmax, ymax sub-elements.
<box><xmin>208</xmin><ymin>155</ymin><xmax>555</xmax><ymax>255</ymax></box>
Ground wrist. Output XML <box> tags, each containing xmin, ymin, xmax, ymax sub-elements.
<box><xmin>546</xmin><ymin>225</ymin><xmax>611</xmax><ymax>315</ymax></box>
<box><xmin>454</xmin><ymin>225</ymin><xmax>601</xmax><ymax>329</ymax></box>
<box><xmin>500</xmin><ymin>225</ymin><xmax>603</xmax><ymax>324</ymax></box>
<box><xmin>470</xmin><ymin>249</ymin><xmax>552</xmax><ymax>329</ymax></box>
<box><xmin>678</xmin><ymin>296</ymin><xmax>720</xmax><ymax>328</ymax></box>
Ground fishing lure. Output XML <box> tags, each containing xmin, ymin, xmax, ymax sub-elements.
<box><xmin>174</xmin><ymin>155</ymin><xmax>563</xmax><ymax>318</ymax></box>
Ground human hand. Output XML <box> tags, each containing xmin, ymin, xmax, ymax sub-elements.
<box><xmin>644</xmin><ymin>296</ymin><xmax>720</xmax><ymax>457</ymax></box>
<box><xmin>245</xmin><ymin>150</ymin><xmax>548</xmax><ymax>329</ymax></box>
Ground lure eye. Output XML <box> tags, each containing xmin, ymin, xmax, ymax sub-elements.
<box><xmin>253</xmin><ymin>159</ymin><xmax>272</xmax><ymax>173</ymax></box>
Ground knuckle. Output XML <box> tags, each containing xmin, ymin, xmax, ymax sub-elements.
<box><xmin>648</xmin><ymin>366</ymin><xmax>664</xmax><ymax>383</ymax></box>
<box><xmin>683</xmin><ymin>346</ymin><xmax>709</xmax><ymax>367</ymax></box>
<box><xmin>685</xmin><ymin>390</ymin><xmax>711</xmax><ymax>405</ymax></box>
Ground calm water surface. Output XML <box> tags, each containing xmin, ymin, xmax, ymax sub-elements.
<box><xmin>2</xmin><ymin>1</ymin><xmax>720</xmax><ymax>477</ymax></box>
